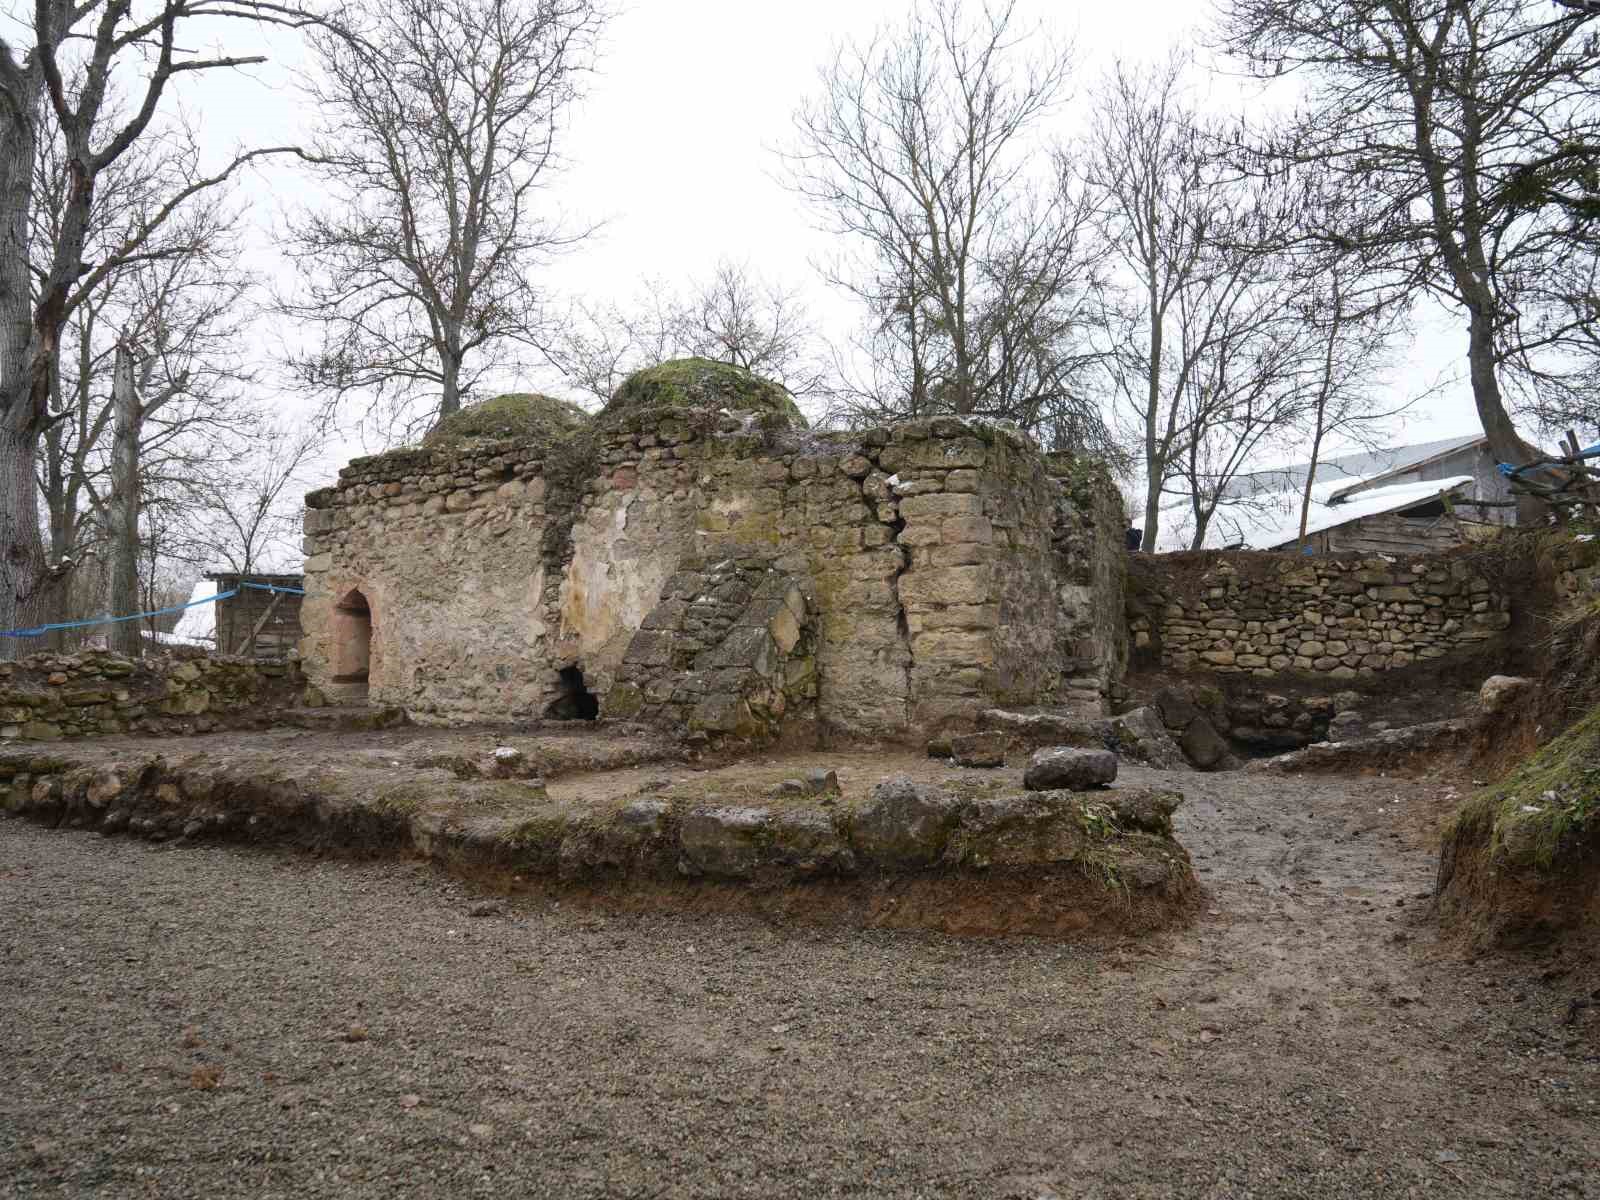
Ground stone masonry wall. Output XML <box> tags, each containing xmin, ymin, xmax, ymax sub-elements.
<box><xmin>302</xmin><ymin>411</ymin><xmax>1126</xmax><ymax>737</ymax></box>
<box><xmin>1127</xmin><ymin>551</ymin><xmax>1512</xmax><ymax>679</ymax></box>
<box><xmin>0</xmin><ymin>651</ymin><xmax>303</xmax><ymax>741</ymax></box>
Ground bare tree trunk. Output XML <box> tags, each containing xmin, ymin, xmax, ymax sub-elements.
<box><xmin>0</xmin><ymin>100</ymin><xmax>45</xmax><ymax>659</ymax></box>
<box><xmin>107</xmin><ymin>342</ymin><xmax>140</xmax><ymax>658</ymax></box>
<box><xmin>1142</xmin><ymin>470</ymin><xmax>1164</xmax><ymax>556</ymax></box>
<box><xmin>1465</xmin><ymin>303</ymin><xmax>1545</xmax><ymax>526</ymax></box>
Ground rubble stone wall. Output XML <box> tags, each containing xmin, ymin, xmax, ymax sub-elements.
<box><xmin>302</xmin><ymin>412</ymin><xmax>1127</xmax><ymax>737</ymax></box>
<box><xmin>0</xmin><ymin>651</ymin><xmax>302</xmax><ymax>741</ymax></box>
<box><xmin>1127</xmin><ymin>551</ymin><xmax>1512</xmax><ymax>679</ymax></box>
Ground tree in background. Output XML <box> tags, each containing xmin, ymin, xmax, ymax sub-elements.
<box><xmin>1216</xmin><ymin>0</ymin><xmax>1600</xmax><ymax>522</ymax></box>
<box><xmin>781</xmin><ymin>0</ymin><xmax>1112</xmax><ymax>452</ymax></box>
<box><xmin>31</xmin><ymin>114</ymin><xmax>258</xmax><ymax>651</ymax></box>
<box><xmin>0</xmin><ymin>0</ymin><xmax>309</xmax><ymax>658</ymax></box>
<box><xmin>556</xmin><ymin>260</ymin><xmax>824</xmax><ymax>406</ymax></box>
<box><xmin>1084</xmin><ymin>55</ymin><xmax>1296</xmax><ymax>549</ymax></box>
<box><xmin>285</xmin><ymin>0</ymin><xmax>607</xmax><ymax>442</ymax></box>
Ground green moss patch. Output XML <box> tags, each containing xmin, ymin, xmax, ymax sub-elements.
<box><xmin>1452</xmin><ymin>702</ymin><xmax>1600</xmax><ymax>872</ymax></box>
<box><xmin>424</xmin><ymin>393</ymin><xmax>591</xmax><ymax>448</ymax></box>
<box><xmin>600</xmin><ymin>358</ymin><xmax>807</xmax><ymax>430</ymax></box>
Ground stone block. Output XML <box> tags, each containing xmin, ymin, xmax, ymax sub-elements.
<box><xmin>898</xmin><ymin>566</ymin><xmax>991</xmax><ymax>608</ymax></box>
<box><xmin>1024</xmin><ymin>747</ymin><xmax>1117</xmax><ymax>791</ymax></box>
<box><xmin>851</xmin><ymin>775</ymin><xmax>961</xmax><ymax>869</ymax></box>
<box><xmin>897</xmin><ymin>492</ymin><xmax>984</xmax><ymax>520</ymax></box>
<box><xmin>950</xmin><ymin>731</ymin><xmax>1008</xmax><ymax>768</ymax></box>
<box><xmin>679</xmin><ymin>807</ymin><xmax>770</xmax><ymax>878</ymax></box>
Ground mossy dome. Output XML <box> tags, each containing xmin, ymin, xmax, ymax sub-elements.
<box><xmin>423</xmin><ymin>393</ymin><xmax>590</xmax><ymax>447</ymax></box>
<box><xmin>599</xmin><ymin>357</ymin><xmax>808</xmax><ymax>430</ymax></box>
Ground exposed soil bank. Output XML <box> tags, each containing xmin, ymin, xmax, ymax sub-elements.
<box><xmin>0</xmin><ymin>729</ymin><xmax>1195</xmax><ymax>939</ymax></box>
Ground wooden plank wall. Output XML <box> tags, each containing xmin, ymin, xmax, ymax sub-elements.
<box><xmin>1322</xmin><ymin>514</ymin><xmax>1465</xmax><ymax>556</ymax></box>
<box><xmin>212</xmin><ymin>582</ymin><xmax>304</xmax><ymax>659</ymax></box>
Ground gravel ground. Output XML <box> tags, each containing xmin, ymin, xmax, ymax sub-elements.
<box><xmin>2</xmin><ymin>765</ymin><xmax>1597</xmax><ymax>1199</ymax></box>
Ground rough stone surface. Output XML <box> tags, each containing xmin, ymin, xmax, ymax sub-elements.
<box><xmin>1127</xmin><ymin>551</ymin><xmax>1512</xmax><ymax>680</ymax></box>
<box><xmin>1478</xmin><ymin>674</ymin><xmax>1532</xmax><ymax>715</ymax></box>
<box><xmin>1024</xmin><ymin>747</ymin><xmax>1118</xmax><ymax>792</ymax></box>
<box><xmin>0</xmin><ymin>651</ymin><xmax>303</xmax><ymax>743</ymax></box>
<box><xmin>678</xmin><ymin>807</ymin><xmax>771</xmax><ymax>879</ymax></box>
<box><xmin>950</xmin><ymin>731</ymin><xmax>1009</xmax><ymax>768</ymax></box>
<box><xmin>1102</xmin><ymin>787</ymin><xmax>1184</xmax><ymax>837</ymax></box>
<box><xmin>1103</xmin><ymin>706</ymin><xmax>1188</xmax><ymax>770</ymax></box>
<box><xmin>301</xmin><ymin>400</ymin><xmax>1127</xmax><ymax>738</ymax></box>
<box><xmin>944</xmin><ymin>792</ymin><xmax>1086</xmax><ymax>868</ymax></box>
<box><xmin>851</xmin><ymin>775</ymin><xmax>961</xmax><ymax>868</ymax></box>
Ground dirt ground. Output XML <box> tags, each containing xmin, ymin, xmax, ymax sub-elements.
<box><xmin>2</xmin><ymin>748</ymin><xmax>1598</xmax><ymax>1198</ymax></box>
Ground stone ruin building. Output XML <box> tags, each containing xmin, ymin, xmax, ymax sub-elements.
<box><xmin>299</xmin><ymin>359</ymin><xmax>1127</xmax><ymax>743</ymax></box>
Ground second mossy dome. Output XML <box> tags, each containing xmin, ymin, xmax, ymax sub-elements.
<box><xmin>423</xmin><ymin>393</ymin><xmax>591</xmax><ymax>448</ymax></box>
<box><xmin>600</xmin><ymin>357</ymin><xmax>808</xmax><ymax>430</ymax></box>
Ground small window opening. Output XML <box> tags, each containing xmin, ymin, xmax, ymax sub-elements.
<box><xmin>546</xmin><ymin>665</ymin><xmax>599</xmax><ymax>721</ymax></box>
<box><xmin>332</xmin><ymin>589</ymin><xmax>373</xmax><ymax>690</ymax></box>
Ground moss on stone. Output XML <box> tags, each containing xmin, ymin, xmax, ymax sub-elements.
<box><xmin>600</xmin><ymin>358</ymin><xmax>807</xmax><ymax>431</ymax></box>
<box><xmin>424</xmin><ymin>393</ymin><xmax>591</xmax><ymax>448</ymax></box>
<box><xmin>1451</xmin><ymin>702</ymin><xmax>1600</xmax><ymax>871</ymax></box>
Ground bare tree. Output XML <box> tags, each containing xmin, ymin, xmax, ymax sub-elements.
<box><xmin>1086</xmin><ymin>54</ymin><xmax>1309</xmax><ymax>549</ymax></box>
<box><xmin>555</xmin><ymin>260</ymin><xmax>823</xmax><ymax>405</ymax></box>
<box><xmin>284</xmin><ymin>0</ymin><xmax>607</xmax><ymax>442</ymax></box>
<box><xmin>781</xmin><ymin>0</ymin><xmax>1110</xmax><ymax>448</ymax></box>
<box><xmin>1215</xmin><ymin>0</ymin><xmax>1600</xmax><ymax>522</ymax></box>
<box><xmin>184</xmin><ymin>424</ymin><xmax>322</xmax><ymax>576</ymax></box>
<box><xmin>0</xmin><ymin>0</ymin><xmax>311</xmax><ymax>658</ymax></box>
<box><xmin>32</xmin><ymin>114</ymin><xmax>258</xmax><ymax>649</ymax></box>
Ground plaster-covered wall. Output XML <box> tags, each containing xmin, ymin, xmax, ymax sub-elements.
<box><xmin>302</xmin><ymin>408</ymin><xmax>1126</xmax><ymax>737</ymax></box>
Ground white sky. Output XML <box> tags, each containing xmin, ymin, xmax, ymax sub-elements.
<box><xmin>152</xmin><ymin>0</ymin><xmax>1484</xmax><ymax>501</ymax></box>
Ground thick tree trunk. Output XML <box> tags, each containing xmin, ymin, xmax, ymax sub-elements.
<box><xmin>0</xmin><ymin>94</ymin><xmax>44</xmax><ymax>660</ymax></box>
<box><xmin>1464</xmin><ymin>304</ymin><xmax>1545</xmax><ymax>526</ymax></box>
<box><xmin>0</xmin><ymin>420</ymin><xmax>48</xmax><ymax>657</ymax></box>
<box><xmin>107</xmin><ymin>342</ymin><xmax>140</xmax><ymax>657</ymax></box>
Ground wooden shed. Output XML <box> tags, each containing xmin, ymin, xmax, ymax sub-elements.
<box><xmin>1264</xmin><ymin>479</ymin><xmax>1477</xmax><ymax>555</ymax></box>
<box><xmin>206</xmin><ymin>572</ymin><xmax>305</xmax><ymax>659</ymax></box>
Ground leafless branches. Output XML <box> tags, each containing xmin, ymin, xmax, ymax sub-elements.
<box><xmin>780</xmin><ymin>0</ymin><xmax>1111</xmax><ymax>451</ymax></box>
<box><xmin>282</xmin><ymin>0</ymin><xmax>608</xmax><ymax>443</ymax></box>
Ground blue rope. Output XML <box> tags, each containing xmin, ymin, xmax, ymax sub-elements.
<box><xmin>237</xmin><ymin>581</ymin><xmax>306</xmax><ymax>596</ymax></box>
<box><xmin>0</xmin><ymin>588</ymin><xmax>240</xmax><ymax>640</ymax></box>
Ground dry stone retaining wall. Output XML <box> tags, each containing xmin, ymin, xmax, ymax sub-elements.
<box><xmin>1128</xmin><ymin>552</ymin><xmax>1511</xmax><ymax>680</ymax></box>
<box><xmin>303</xmin><ymin>411</ymin><xmax>1127</xmax><ymax>738</ymax></box>
<box><xmin>0</xmin><ymin>651</ymin><xmax>302</xmax><ymax>741</ymax></box>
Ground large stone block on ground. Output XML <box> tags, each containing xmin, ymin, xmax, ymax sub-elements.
<box><xmin>852</xmin><ymin>774</ymin><xmax>961</xmax><ymax>869</ymax></box>
<box><xmin>950</xmin><ymin>731</ymin><xmax>1008</xmax><ymax>768</ymax></box>
<box><xmin>1103</xmin><ymin>787</ymin><xmax>1183</xmax><ymax>837</ymax></box>
<box><xmin>679</xmin><ymin>806</ymin><xmax>770</xmax><ymax>878</ymax></box>
<box><xmin>944</xmin><ymin>792</ymin><xmax>1087</xmax><ymax>869</ymax></box>
<box><xmin>1104</xmin><ymin>706</ymin><xmax>1188</xmax><ymax>770</ymax></box>
<box><xmin>1024</xmin><ymin>747</ymin><xmax>1117</xmax><ymax>792</ymax></box>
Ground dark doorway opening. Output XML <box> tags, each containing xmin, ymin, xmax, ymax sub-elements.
<box><xmin>332</xmin><ymin>589</ymin><xmax>373</xmax><ymax>692</ymax></box>
<box><xmin>546</xmin><ymin>665</ymin><xmax>599</xmax><ymax>721</ymax></box>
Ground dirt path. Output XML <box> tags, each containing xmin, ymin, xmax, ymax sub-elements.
<box><xmin>2</xmin><ymin>763</ymin><xmax>1596</xmax><ymax>1199</ymax></box>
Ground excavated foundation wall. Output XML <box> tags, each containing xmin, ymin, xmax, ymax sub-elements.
<box><xmin>301</xmin><ymin>413</ymin><xmax>1126</xmax><ymax>738</ymax></box>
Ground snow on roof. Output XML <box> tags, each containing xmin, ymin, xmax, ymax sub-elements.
<box><xmin>1153</xmin><ymin>475</ymin><xmax>1473</xmax><ymax>552</ymax></box>
<box><xmin>1226</xmin><ymin>434</ymin><xmax>1486</xmax><ymax>501</ymax></box>
<box><xmin>168</xmin><ymin>579</ymin><xmax>219</xmax><ymax>647</ymax></box>
<box><xmin>1253</xmin><ymin>475</ymin><xmax>1474</xmax><ymax>550</ymax></box>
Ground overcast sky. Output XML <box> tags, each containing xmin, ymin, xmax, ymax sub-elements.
<box><xmin>179</xmin><ymin>0</ymin><xmax>1479</xmax><ymax>497</ymax></box>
